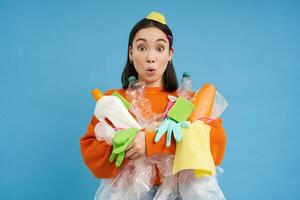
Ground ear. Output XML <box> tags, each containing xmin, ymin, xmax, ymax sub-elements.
<box><xmin>128</xmin><ymin>46</ymin><xmax>133</xmax><ymax>61</ymax></box>
<box><xmin>168</xmin><ymin>47</ymin><xmax>174</xmax><ymax>62</ymax></box>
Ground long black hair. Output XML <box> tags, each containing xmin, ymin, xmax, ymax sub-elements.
<box><xmin>121</xmin><ymin>18</ymin><xmax>178</xmax><ymax>92</ymax></box>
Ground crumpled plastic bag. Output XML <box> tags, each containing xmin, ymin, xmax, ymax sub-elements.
<box><xmin>210</xmin><ymin>91</ymin><xmax>228</xmax><ymax>120</ymax></box>
<box><xmin>94</xmin><ymin>120</ymin><xmax>115</xmax><ymax>144</ymax></box>
<box><xmin>150</xmin><ymin>155</ymin><xmax>180</xmax><ymax>199</ymax></box>
<box><xmin>94</xmin><ymin>157</ymin><xmax>156</xmax><ymax>200</ymax></box>
<box><xmin>178</xmin><ymin>167</ymin><xmax>226</xmax><ymax>200</ymax></box>
<box><xmin>151</xmin><ymin>156</ymin><xmax>226</xmax><ymax>200</ymax></box>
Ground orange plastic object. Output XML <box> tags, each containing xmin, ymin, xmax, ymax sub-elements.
<box><xmin>189</xmin><ymin>84</ymin><xmax>216</xmax><ymax>122</ymax></box>
<box><xmin>91</xmin><ymin>88</ymin><xmax>104</xmax><ymax>101</ymax></box>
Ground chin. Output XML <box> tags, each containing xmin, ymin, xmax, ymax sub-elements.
<box><xmin>144</xmin><ymin>78</ymin><xmax>162</xmax><ymax>86</ymax></box>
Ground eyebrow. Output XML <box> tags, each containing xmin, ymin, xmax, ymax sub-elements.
<box><xmin>156</xmin><ymin>38</ymin><xmax>167</xmax><ymax>43</ymax></box>
<box><xmin>135</xmin><ymin>38</ymin><xmax>167</xmax><ymax>44</ymax></box>
<box><xmin>135</xmin><ymin>38</ymin><xmax>147</xmax><ymax>43</ymax></box>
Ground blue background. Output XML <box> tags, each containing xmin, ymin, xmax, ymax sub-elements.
<box><xmin>1</xmin><ymin>0</ymin><xmax>299</xmax><ymax>199</ymax></box>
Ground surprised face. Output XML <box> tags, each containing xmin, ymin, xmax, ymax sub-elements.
<box><xmin>129</xmin><ymin>27</ymin><xmax>174</xmax><ymax>87</ymax></box>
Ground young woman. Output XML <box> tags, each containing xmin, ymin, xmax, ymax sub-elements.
<box><xmin>80</xmin><ymin>11</ymin><xmax>227</xmax><ymax>199</ymax></box>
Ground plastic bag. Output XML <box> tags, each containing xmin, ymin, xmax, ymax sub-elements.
<box><xmin>178</xmin><ymin>167</ymin><xmax>226</xmax><ymax>200</ymax></box>
<box><xmin>150</xmin><ymin>155</ymin><xmax>180</xmax><ymax>200</ymax></box>
<box><xmin>210</xmin><ymin>91</ymin><xmax>228</xmax><ymax>119</ymax></box>
<box><xmin>94</xmin><ymin>157</ymin><xmax>156</xmax><ymax>200</ymax></box>
<box><xmin>94</xmin><ymin>120</ymin><xmax>115</xmax><ymax>144</ymax></box>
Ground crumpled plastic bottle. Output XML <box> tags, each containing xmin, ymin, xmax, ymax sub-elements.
<box><xmin>177</xmin><ymin>72</ymin><xmax>194</xmax><ymax>100</ymax></box>
<box><xmin>126</xmin><ymin>76</ymin><xmax>160</xmax><ymax>130</ymax></box>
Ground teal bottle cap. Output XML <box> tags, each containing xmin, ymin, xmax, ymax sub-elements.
<box><xmin>128</xmin><ymin>76</ymin><xmax>137</xmax><ymax>83</ymax></box>
<box><xmin>183</xmin><ymin>72</ymin><xmax>190</xmax><ymax>78</ymax></box>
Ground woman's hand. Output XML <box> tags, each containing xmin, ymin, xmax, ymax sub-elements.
<box><xmin>125</xmin><ymin>131</ymin><xmax>146</xmax><ymax>160</ymax></box>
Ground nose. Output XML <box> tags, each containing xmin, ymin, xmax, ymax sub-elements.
<box><xmin>147</xmin><ymin>50</ymin><xmax>156</xmax><ymax>63</ymax></box>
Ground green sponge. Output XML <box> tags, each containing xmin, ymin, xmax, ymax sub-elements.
<box><xmin>167</xmin><ymin>97</ymin><xmax>195</xmax><ymax>122</ymax></box>
<box><xmin>112</xmin><ymin>91</ymin><xmax>131</xmax><ymax>110</ymax></box>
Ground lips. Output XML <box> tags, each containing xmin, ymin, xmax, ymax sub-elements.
<box><xmin>146</xmin><ymin>67</ymin><xmax>156</xmax><ymax>72</ymax></box>
<box><xmin>146</xmin><ymin>67</ymin><xmax>156</xmax><ymax>75</ymax></box>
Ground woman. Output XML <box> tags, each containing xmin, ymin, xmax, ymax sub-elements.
<box><xmin>80</xmin><ymin>11</ymin><xmax>227</xmax><ymax>199</ymax></box>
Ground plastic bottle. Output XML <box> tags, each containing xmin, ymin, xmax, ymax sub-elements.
<box><xmin>126</xmin><ymin>76</ymin><xmax>145</xmax><ymax>101</ymax></box>
<box><xmin>126</xmin><ymin>76</ymin><xmax>157</xmax><ymax>129</ymax></box>
<box><xmin>177</xmin><ymin>72</ymin><xmax>194</xmax><ymax>100</ymax></box>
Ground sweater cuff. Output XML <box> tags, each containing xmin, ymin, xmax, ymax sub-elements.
<box><xmin>145</xmin><ymin>131</ymin><xmax>176</xmax><ymax>157</ymax></box>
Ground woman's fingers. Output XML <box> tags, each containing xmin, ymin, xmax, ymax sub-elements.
<box><xmin>125</xmin><ymin>143</ymin><xmax>134</xmax><ymax>151</ymax></box>
<box><xmin>125</xmin><ymin>145</ymin><xmax>142</xmax><ymax>160</ymax></box>
<box><xmin>125</xmin><ymin>131</ymin><xmax>146</xmax><ymax>159</ymax></box>
<box><xmin>129</xmin><ymin>153</ymin><xmax>139</xmax><ymax>160</ymax></box>
<box><xmin>125</xmin><ymin>146</ymin><xmax>136</xmax><ymax>158</ymax></box>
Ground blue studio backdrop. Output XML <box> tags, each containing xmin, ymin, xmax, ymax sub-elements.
<box><xmin>0</xmin><ymin>0</ymin><xmax>299</xmax><ymax>199</ymax></box>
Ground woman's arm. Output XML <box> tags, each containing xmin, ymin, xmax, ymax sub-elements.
<box><xmin>145</xmin><ymin>131</ymin><xmax>176</xmax><ymax>156</ymax></box>
<box><xmin>80</xmin><ymin>89</ymin><xmax>127</xmax><ymax>178</ymax></box>
<box><xmin>80</xmin><ymin>116</ymin><xmax>123</xmax><ymax>178</ymax></box>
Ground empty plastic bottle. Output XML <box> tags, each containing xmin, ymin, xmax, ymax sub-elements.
<box><xmin>126</xmin><ymin>76</ymin><xmax>156</xmax><ymax>128</ymax></box>
<box><xmin>177</xmin><ymin>72</ymin><xmax>194</xmax><ymax>100</ymax></box>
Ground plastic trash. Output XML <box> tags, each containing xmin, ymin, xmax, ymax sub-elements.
<box><xmin>210</xmin><ymin>91</ymin><xmax>229</xmax><ymax>119</ymax></box>
<box><xmin>126</xmin><ymin>76</ymin><xmax>160</xmax><ymax>130</ymax></box>
<box><xmin>94</xmin><ymin>120</ymin><xmax>116</xmax><ymax>144</ymax></box>
<box><xmin>178</xmin><ymin>168</ymin><xmax>226</xmax><ymax>200</ymax></box>
<box><xmin>177</xmin><ymin>72</ymin><xmax>194</xmax><ymax>100</ymax></box>
<box><xmin>94</xmin><ymin>158</ymin><xmax>156</xmax><ymax>200</ymax></box>
<box><xmin>91</xmin><ymin>83</ymin><xmax>227</xmax><ymax>200</ymax></box>
<box><xmin>92</xmin><ymin>88</ymin><xmax>142</xmax><ymax>130</ymax></box>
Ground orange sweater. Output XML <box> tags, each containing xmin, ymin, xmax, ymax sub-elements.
<box><xmin>80</xmin><ymin>87</ymin><xmax>226</xmax><ymax>184</ymax></box>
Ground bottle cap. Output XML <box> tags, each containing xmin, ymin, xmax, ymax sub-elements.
<box><xmin>91</xmin><ymin>88</ymin><xmax>104</xmax><ymax>101</ymax></box>
<box><xmin>128</xmin><ymin>76</ymin><xmax>137</xmax><ymax>83</ymax></box>
<box><xmin>183</xmin><ymin>72</ymin><xmax>190</xmax><ymax>78</ymax></box>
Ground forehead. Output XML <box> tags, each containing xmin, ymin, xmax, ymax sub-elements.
<box><xmin>133</xmin><ymin>27</ymin><xmax>169</xmax><ymax>43</ymax></box>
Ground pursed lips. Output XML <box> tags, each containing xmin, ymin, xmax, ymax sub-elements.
<box><xmin>146</xmin><ymin>67</ymin><xmax>156</xmax><ymax>72</ymax></box>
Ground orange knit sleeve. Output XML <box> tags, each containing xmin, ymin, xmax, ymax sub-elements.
<box><xmin>208</xmin><ymin>118</ymin><xmax>227</xmax><ymax>165</ymax></box>
<box><xmin>145</xmin><ymin>131</ymin><xmax>176</xmax><ymax>156</ymax></box>
<box><xmin>80</xmin><ymin>89</ymin><xmax>128</xmax><ymax>178</ymax></box>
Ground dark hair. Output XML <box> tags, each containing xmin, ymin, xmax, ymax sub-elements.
<box><xmin>121</xmin><ymin>18</ymin><xmax>178</xmax><ymax>92</ymax></box>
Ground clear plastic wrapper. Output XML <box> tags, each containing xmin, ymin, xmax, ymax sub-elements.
<box><xmin>150</xmin><ymin>155</ymin><xmax>180</xmax><ymax>199</ymax></box>
<box><xmin>154</xmin><ymin>175</ymin><xmax>179</xmax><ymax>200</ymax></box>
<box><xmin>151</xmin><ymin>156</ymin><xmax>226</xmax><ymax>200</ymax></box>
<box><xmin>94</xmin><ymin>157</ymin><xmax>156</xmax><ymax>200</ymax></box>
<box><xmin>178</xmin><ymin>167</ymin><xmax>225</xmax><ymax>200</ymax></box>
<box><xmin>210</xmin><ymin>91</ymin><xmax>228</xmax><ymax>119</ymax></box>
<box><xmin>150</xmin><ymin>155</ymin><xmax>174</xmax><ymax>177</ymax></box>
<box><xmin>94</xmin><ymin>120</ymin><xmax>116</xmax><ymax>144</ymax></box>
<box><xmin>94</xmin><ymin>126</ymin><xmax>226</xmax><ymax>200</ymax></box>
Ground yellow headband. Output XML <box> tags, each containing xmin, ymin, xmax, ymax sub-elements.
<box><xmin>146</xmin><ymin>11</ymin><xmax>167</xmax><ymax>25</ymax></box>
